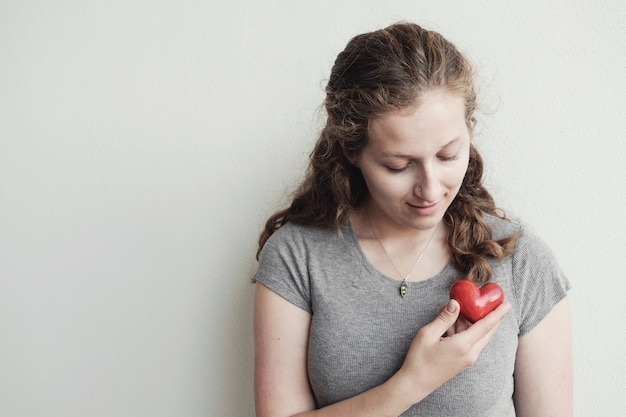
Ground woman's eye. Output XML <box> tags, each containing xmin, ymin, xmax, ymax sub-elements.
<box><xmin>439</xmin><ymin>154</ymin><xmax>459</xmax><ymax>162</ymax></box>
<box><xmin>386</xmin><ymin>165</ymin><xmax>409</xmax><ymax>173</ymax></box>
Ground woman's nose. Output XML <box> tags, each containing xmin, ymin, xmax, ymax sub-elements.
<box><xmin>414</xmin><ymin>165</ymin><xmax>440</xmax><ymax>202</ymax></box>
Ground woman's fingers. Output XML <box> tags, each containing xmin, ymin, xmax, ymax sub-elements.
<box><xmin>452</xmin><ymin>301</ymin><xmax>511</xmax><ymax>351</ymax></box>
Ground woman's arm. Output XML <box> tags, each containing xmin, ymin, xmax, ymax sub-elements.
<box><xmin>254</xmin><ymin>283</ymin><xmax>316</xmax><ymax>416</ymax></box>
<box><xmin>254</xmin><ymin>283</ymin><xmax>512</xmax><ymax>417</ymax></box>
<box><xmin>513</xmin><ymin>297</ymin><xmax>573</xmax><ymax>417</ymax></box>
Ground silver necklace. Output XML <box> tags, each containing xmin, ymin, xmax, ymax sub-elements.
<box><xmin>367</xmin><ymin>214</ymin><xmax>440</xmax><ymax>297</ymax></box>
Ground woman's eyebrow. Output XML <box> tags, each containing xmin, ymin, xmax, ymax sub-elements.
<box><xmin>379</xmin><ymin>138</ymin><xmax>462</xmax><ymax>158</ymax></box>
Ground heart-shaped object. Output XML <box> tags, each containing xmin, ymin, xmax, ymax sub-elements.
<box><xmin>449</xmin><ymin>280</ymin><xmax>505</xmax><ymax>323</ymax></box>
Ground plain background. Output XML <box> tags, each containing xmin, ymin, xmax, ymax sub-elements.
<box><xmin>1</xmin><ymin>1</ymin><xmax>625</xmax><ymax>416</ymax></box>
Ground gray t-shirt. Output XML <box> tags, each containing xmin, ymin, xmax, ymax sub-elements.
<box><xmin>254</xmin><ymin>215</ymin><xmax>570</xmax><ymax>416</ymax></box>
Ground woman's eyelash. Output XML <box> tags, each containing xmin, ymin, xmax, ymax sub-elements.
<box><xmin>386</xmin><ymin>166</ymin><xmax>409</xmax><ymax>173</ymax></box>
<box><xmin>386</xmin><ymin>155</ymin><xmax>459</xmax><ymax>172</ymax></box>
<box><xmin>439</xmin><ymin>155</ymin><xmax>459</xmax><ymax>161</ymax></box>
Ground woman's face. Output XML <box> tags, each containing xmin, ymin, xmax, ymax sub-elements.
<box><xmin>356</xmin><ymin>90</ymin><xmax>471</xmax><ymax>232</ymax></box>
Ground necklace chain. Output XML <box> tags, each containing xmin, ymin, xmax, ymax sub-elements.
<box><xmin>366</xmin><ymin>214</ymin><xmax>440</xmax><ymax>297</ymax></box>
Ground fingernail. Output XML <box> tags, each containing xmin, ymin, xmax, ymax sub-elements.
<box><xmin>446</xmin><ymin>300</ymin><xmax>457</xmax><ymax>313</ymax></box>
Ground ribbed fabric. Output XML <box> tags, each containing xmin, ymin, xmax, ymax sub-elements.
<box><xmin>255</xmin><ymin>215</ymin><xmax>570</xmax><ymax>416</ymax></box>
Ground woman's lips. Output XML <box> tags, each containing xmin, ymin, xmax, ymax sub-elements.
<box><xmin>407</xmin><ymin>201</ymin><xmax>439</xmax><ymax>216</ymax></box>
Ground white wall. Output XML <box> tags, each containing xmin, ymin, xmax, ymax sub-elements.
<box><xmin>1</xmin><ymin>1</ymin><xmax>624</xmax><ymax>416</ymax></box>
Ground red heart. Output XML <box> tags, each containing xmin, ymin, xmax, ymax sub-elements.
<box><xmin>449</xmin><ymin>280</ymin><xmax>504</xmax><ymax>323</ymax></box>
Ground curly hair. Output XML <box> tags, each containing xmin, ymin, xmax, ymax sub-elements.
<box><xmin>257</xmin><ymin>22</ymin><xmax>519</xmax><ymax>284</ymax></box>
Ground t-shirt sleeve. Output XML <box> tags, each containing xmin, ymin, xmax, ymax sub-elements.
<box><xmin>253</xmin><ymin>225</ymin><xmax>312</xmax><ymax>313</ymax></box>
<box><xmin>512</xmin><ymin>228</ymin><xmax>571</xmax><ymax>335</ymax></box>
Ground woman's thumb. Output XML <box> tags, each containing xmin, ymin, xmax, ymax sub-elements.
<box><xmin>438</xmin><ymin>299</ymin><xmax>460</xmax><ymax>326</ymax></box>
<box><xmin>420</xmin><ymin>299</ymin><xmax>461</xmax><ymax>340</ymax></box>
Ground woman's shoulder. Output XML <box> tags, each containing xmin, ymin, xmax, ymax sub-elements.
<box><xmin>483</xmin><ymin>212</ymin><xmax>522</xmax><ymax>240</ymax></box>
<box><xmin>269</xmin><ymin>221</ymin><xmax>339</xmax><ymax>240</ymax></box>
<box><xmin>489</xmin><ymin>215</ymin><xmax>571</xmax><ymax>335</ymax></box>
<box><xmin>262</xmin><ymin>221</ymin><xmax>343</xmax><ymax>255</ymax></box>
<box><xmin>483</xmin><ymin>212</ymin><xmax>550</xmax><ymax>255</ymax></box>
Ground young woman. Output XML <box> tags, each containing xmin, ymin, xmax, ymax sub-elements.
<box><xmin>253</xmin><ymin>22</ymin><xmax>572</xmax><ymax>417</ymax></box>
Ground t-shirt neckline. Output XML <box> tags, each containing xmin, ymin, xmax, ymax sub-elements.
<box><xmin>343</xmin><ymin>220</ymin><xmax>457</xmax><ymax>289</ymax></box>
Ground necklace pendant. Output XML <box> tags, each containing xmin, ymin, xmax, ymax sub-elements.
<box><xmin>400</xmin><ymin>282</ymin><xmax>407</xmax><ymax>297</ymax></box>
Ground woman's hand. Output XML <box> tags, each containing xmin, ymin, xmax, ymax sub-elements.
<box><xmin>255</xmin><ymin>286</ymin><xmax>511</xmax><ymax>417</ymax></box>
<box><xmin>395</xmin><ymin>299</ymin><xmax>511</xmax><ymax>402</ymax></box>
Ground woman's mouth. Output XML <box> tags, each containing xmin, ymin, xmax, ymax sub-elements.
<box><xmin>407</xmin><ymin>201</ymin><xmax>439</xmax><ymax>216</ymax></box>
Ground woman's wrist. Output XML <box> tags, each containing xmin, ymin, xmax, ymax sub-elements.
<box><xmin>386</xmin><ymin>367</ymin><xmax>429</xmax><ymax>411</ymax></box>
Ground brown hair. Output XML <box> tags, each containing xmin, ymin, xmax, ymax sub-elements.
<box><xmin>257</xmin><ymin>22</ymin><xmax>519</xmax><ymax>284</ymax></box>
